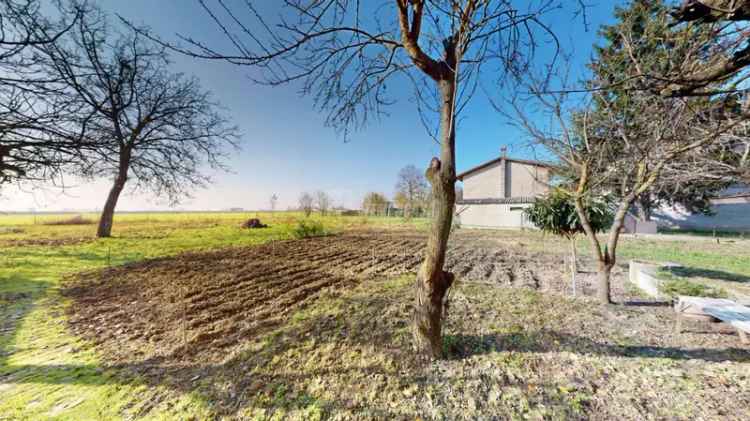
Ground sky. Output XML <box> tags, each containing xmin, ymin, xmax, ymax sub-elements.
<box><xmin>2</xmin><ymin>0</ymin><xmax>626</xmax><ymax>212</ymax></box>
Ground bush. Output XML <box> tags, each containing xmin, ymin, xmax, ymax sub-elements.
<box><xmin>42</xmin><ymin>215</ymin><xmax>94</xmax><ymax>226</ymax></box>
<box><xmin>292</xmin><ymin>220</ymin><xmax>326</xmax><ymax>239</ymax></box>
<box><xmin>524</xmin><ymin>189</ymin><xmax>613</xmax><ymax>237</ymax></box>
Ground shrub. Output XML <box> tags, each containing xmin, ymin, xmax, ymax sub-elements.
<box><xmin>42</xmin><ymin>215</ymin><xmax>95</xmax><ymax>226</ymax></box>
<box><xmin>292</xmin><ymin>220</ymin><xmax>326</xmax><ymax>239</ymax></box>
<box><xmin>524</xmin><ymin>189</ymin><xmax>613</xmax><ymax>238</ymax></box>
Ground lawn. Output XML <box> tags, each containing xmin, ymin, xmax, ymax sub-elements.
<box><xmin>1</xmin><ymin>212</ymin><xmax>748</xmax><ymax>420</ymax></box>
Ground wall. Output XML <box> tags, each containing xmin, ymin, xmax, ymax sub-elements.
<box><xmin>653</xmin><ymin>196</ymin><xmax>750</xmax><ymax>232</ymax></box>
<box><xmin>507</xmin><ymin>162</ymin><xmax>549</xmax><ymax>197</ymax></box>
<box><xmin>458</xmin><ymin>203</ymin><xmax>536</xmax><ymax>229</ymax></box>
<box><xmin>463</xmin><ymin>162</ymin><xmax>503</xmax><ymax>200</ymax></box>
<box><xmin>463</xmin><ymin>161</ymin><xmax>549</xmax><ymax>200</ymax></box>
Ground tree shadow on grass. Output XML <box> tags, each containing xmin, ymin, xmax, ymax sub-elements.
<box><xmin>444</xmin><ymin>330</ymin><xmax>750</xmax><ymax>362</ymax></box>
<box><xmin>665</xmin><ymin>266</ymin><xmax>750</xmax><ymax>284</ymax></box>
<box><xmin>0</xmin><ymin>276</ymin><xmax>49</xmax><ymax>367</ymax></box>
<box><xmin>3</xmin><ymin>288</ymin><xmax>750</xmax><ymax>419</ymax></box>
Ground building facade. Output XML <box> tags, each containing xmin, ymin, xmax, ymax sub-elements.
<box><xmin>456</xmin><ymin>154</ymin><xmax>550</xmax><ymax>229</ymax></box>
<box><xmin>652</xmin><ymin>185</ymin><xmax>750</xmax><ymax>233</ymax></box>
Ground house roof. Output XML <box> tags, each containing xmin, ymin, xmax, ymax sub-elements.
<box><xmin>457</xmin><ymin>156</ymin><xmax>553</xmax><ymax>181</ymax></box>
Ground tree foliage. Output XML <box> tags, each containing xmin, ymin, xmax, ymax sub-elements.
<box><xmin>524</xmin><ymin>189</ymin><xmax>613</xmax><ymax>240</ymax></box>
<box><xmin>589</xmin><ymin>0</ymin><xmax>746</xmax><ymax>219</ymax></box>
<box><xmin>511</xmin><ymin>0</ymin><xmax>749</xmax><ymax>304</ymax></box>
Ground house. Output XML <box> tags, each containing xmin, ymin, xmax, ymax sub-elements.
<box><xmin>456</xmin><ymin>152</ymin><xmax>551</xmax><ymax>229</ymax></box>
<box><xmin>652</xmin><ymin>185</ymin><xmax>750</xmax><ymax>233</ymax></box>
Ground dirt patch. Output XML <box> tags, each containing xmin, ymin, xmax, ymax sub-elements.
<box><xmin>61</xmin><ymin>229</ymin><xmax>750</xmax><ymax>419</ymax></box>
<box><xmin>64</xmin><ymin>230</ymin><xmax>574</xmax><ymax>366</ymax></box>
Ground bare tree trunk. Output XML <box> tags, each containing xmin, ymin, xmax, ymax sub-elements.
<box><xmin>570</xmin><ymin>237</ymin><xmax>578</xmax><ymax>296</ymax></box>
<box><xmin>97</xmin><ymin>149</ymin><xmax>130</xmax><ymax>238</ymax></box>
<box><xmin>596</xmin><ymin>261</ymin><xmax>614</xmax><ymax>304</ymax></box>
<box><xmin>412</xmin><ymin>79</ymin><xmax>456</xmax><ymax>359</ymax></box>
<box><xmin>97</xmin><ymin>173</ymin><xmax>127</xmax><ymax>238</ymax></box>
<box><xmin>636</xmin><ymin>195</ymin><xmax>652</xmax><ymax>222</ymax></box>
<box><xmin>579</xmin><ymin>196</ymin><xmax>633</xmax><ymax>304</ymax></box>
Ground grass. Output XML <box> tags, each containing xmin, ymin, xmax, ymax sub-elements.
<box><xmin>658</xmin><ymin>276</ymin><xmax>729</xmax><ymax>299</ymax></box>
<box><xmin>0</xmin><ymin>211</ymin><xmax>425</xmax><ymax>420</ymax></box>
<box><xmin>1</xmin><ymin>212</ymin><xmax>748</xmax><ymax>419</ymax></box>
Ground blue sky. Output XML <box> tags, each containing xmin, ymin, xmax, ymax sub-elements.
<box><xmin>4</xmin><ymin>0</ymin><xmax>626</xmax><ymax>212</ymax></box>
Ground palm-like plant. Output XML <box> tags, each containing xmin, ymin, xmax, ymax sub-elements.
<box><xmin>525</xmin><ymin>189</ymin><xmax>613</xmax><ymax>295</ymax></box>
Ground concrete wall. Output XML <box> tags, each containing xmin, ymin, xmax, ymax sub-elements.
<box><xmin>653</xmin><ymin>196</ymin><xmax>750</xmax><ymax>232</ymax></box>
<box><xmin>463</xmin><ymin>160</ymin><xmax>549</xmax><ymax>200</ymax></box>
<box><xmin>463</xmin><ymin>162</ymin><xmax>503</xmax><ymax>200</ymax></box>
<box><xmin>458</xmin><ymin>203</ymin><xmax>537</xmax><ymax>229</ymax></box>
<box><xmin>623</xmin><ymin>214</ymin><xmax>658</xmax><ymax>234</ymax></box>
<box><xmin>507</xmin><ymin>162</ymin><xmax>549</xmax><ymax>197</ymax></box>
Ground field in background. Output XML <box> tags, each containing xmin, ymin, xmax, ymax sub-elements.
<box><xmin>1</xmin><ymin>212</ymin><xmax>749</xmax><ymax>419</ymax></box>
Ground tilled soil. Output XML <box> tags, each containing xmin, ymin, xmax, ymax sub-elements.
<box><xmin>60</xmin><ymin>229</ymin><xmax>750</xmax><ymax>419</ymax></box>
<box><xmin>64</xmin><ymin>230</ymin><xmax>573</xmax><ymax>367</ymax></box>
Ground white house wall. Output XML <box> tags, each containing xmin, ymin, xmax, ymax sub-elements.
<box><xmin>458</xmin><ymin>203</ymin><xmax>537</xmax><ymax>229</ymax></box>
<box><xmin>653</xmin><ymin>196</ymin><xmax>750</xmax><ymax>232</ymax></box>
<box><xmin>507</xmin><ymin>162</ymin><xmax>548</xmax><ymax>197</ymax></box>
<box><xmin>463</xmin><ymin>162</ymin><xmax>503</xmax><ymax>200</ymax></box>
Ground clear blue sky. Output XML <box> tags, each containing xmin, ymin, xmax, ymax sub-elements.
<box><xmin>3</xmin><ymin>0</ymin><xmax>626</xmax><ymax>212</ymax></box>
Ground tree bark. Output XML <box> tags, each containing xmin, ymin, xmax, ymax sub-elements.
<box><xmin>97</xmin><ymin>148</ymin><xmax>130</xmax><ymax>238</ymax></box>
<box><xmin>636</xmin><ymin>195</ymin><xmax>652</xmax><ymax>222</ymax></box>
<box><xmin>569</xmin><ymin>237</ymin><xmax>578</xmax><ymax>296</ymax></box>
<box><xmin>596</xmin><ymin>261</ymin><xmax>614</xmax><ymax>304</ymax></box>
<box><xmin>412</xmin><ymin>79</ymin><xmax>456</xmax><ymax>359</ymax></box>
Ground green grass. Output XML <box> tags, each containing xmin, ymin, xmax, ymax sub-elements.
<box><xmin>616</xmin><ymin>239</ymin><xmax>750</xmax><ymax>280</ymax></box>
<box><xmin>658</xmin><ymin>277</ymin><xmax>729</xmax><ymax>299</ymax></box>
<box><xmin>0</xmin><ymin>211</ymin><xmax>425</xmax><ymax>420</ymax></box>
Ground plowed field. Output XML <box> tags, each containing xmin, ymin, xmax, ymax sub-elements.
<box><xmin>64</xmin><ymin>230</ymin><xmax>568</xmax><ymax>367</ymax></box>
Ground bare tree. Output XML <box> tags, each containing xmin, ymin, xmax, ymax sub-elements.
<box><xmin>362</xmin><ymin>192</ymin><xmax>389</xmax><ymax>216</ymax></box>
<box><xmin>394</xmin><ymin>191</ymin><xmax>409</xmax><ymax>216</ymax></box>
<box><xmin>269</xmin><ymin>193</ymin><xmax>278</xmax><ymax>212</ymax></box>
<box><xmin>298</xmin><ymin>192</ymin><xmax>314</xmax><ymax>217</ymax></box>
<box><xmin>512</xmin><ymin>74</ymin><xmax>745</xmax><ymax>304</ymax></box>
<box><xmin>314</xmin><ymin>190</ymin><xmax>331</xmax><ymax>216</ymax></box>
<box><xmin>594</xmin><ymin>1</ymin><xmax>747</xmax><ymax>221</ymax></box>
<box><xmin>653</xmin><ymin>1</ymin><xmax>750</xmax><ymax>96</ymax></box>
<box><xmin>0</xmin><ymin>0</ymin><xmax>83</xmax><ymax>185</ymax></box>
<box><xmin>395</xmin><ymin>165</ymin><xmax>428</xmax><ymax>218</ymax></box>
<box><xmin>136</xmin><ymin>0</ymin><xmax>571</xmax><ymax>359</ymax></box>
<box><xmin>508</xmin><ymin>1</ymin><xmax>749</xmax><ymax>303</ymax></box>
<box><xmin>37</xmin><ymin>7</ymin><xmax>239</xmax><ymax>237</ymax></box>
